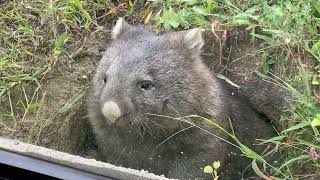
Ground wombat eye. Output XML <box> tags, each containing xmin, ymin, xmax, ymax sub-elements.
<box><xmin>103</xmin><ymin>75</ymin><xmax>108</xmax><ymax>84</ymax></box>
<box><xmin>139</xmin><ymin>80</ymin><xmax>153</xmax><ymax>90</ymax></box>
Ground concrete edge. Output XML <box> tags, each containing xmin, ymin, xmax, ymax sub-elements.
<box><xmin>0</xmin><ymin>137</ymin><xmax>176</xmax><ymax>180</ymax></box>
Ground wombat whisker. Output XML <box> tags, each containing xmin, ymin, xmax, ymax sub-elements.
<box><xmin>181</xmin><ymin>115</ymin><xmax>195</xmax><ymax>125</ymax></box>
<box><xmin>180</xmin><ymin>116</ymin><xmax>195</xmax><ymax>136</ymax></box>
<box><xmin>167</xmin><ymin>104</ymin><xmax>184</xmax><ymax>119</ymax></box>
<box><xmin>133</xmin><ymin>115</ymin><xmax>154</xmax><ymax>136</ymax></box>
<box><xmin>114</xmin><ymin>146</ymin><xmax>127</xmax><ymax>165</ymax></box>
<box><xmin>156</xmin><ymin>125</ymin><xmax>195</xmax><ymax>148</ymax></box>
<box><xmin>165</xmin><ymin>105</ymin><xmax>189</xmax><ymax>130</ymax></box>
<box><xmin>146</xmin><ymin>119</ymin><xmax>158</xmax><ymax>135</ymax></box>
<box><xmin>145</xmin><ymin>119</ymin><xmax>166</xmax><ymax>134</ymax></box>
<box><xmin>83</xmin><ymin>114</ymin><xmax>90</xmax><ymax>119</ymax></box>
<box><xmin>145</xmin><ymin>113</ymin><xmax>192</xmax><ymax>124</ymax></box>
<box><xmin>142</xmin><ymin>118</ymin><xmax>154</xmax><ymax>135</ymax></box>
<box><xmin>137</xmin><ymin>120</ymin><xmax>148</xmax><ymax>136</ymax></box>
<box><xmin>131</xmin><ymin>118</ymin><xmax>144</xmax><ymax>137</ymax></box>
<box><xmin>143</xmin><ymin>115</ymin><xmax>167</xmax><ymax>129</ymax></box>
<box><xmin>146</xmin><ymin>113</ymin><xmax>239</xmax><ymax>148</ymax></box>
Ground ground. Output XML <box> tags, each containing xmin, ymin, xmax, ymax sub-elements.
<box><xmin>0</xmin><ymin>1</ymin><xmax>319</xmax><ymax>179</ymax></box>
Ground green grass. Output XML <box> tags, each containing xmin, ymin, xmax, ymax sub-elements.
<box><xmin>222</xmin><ymin>1</ymin><xmax>320</xmax><ymax>179</ymax></box>
<box><xmin>149</xmin><ymin>0</ymin><xmax>320</xmax><ymax>179</ymax></box>
<box><xmin>152</xmin><ymin>0</ymin><xmax>216</xmax><ymax>30</ymax></box>
<box><xmin>0</xmin><ymin>0</ymin><xmax>319</xmax><ymax>179</ymax></box>
<box><xmin>0</xmin><ymin>0</ymin><xmax>112</xmax><ymax>133</ymax></box>
<box><xmin>253</xmin><ymin>70</ymin><xmax>320</xmax><ymax>179</ymax></box>
<box><xmin>0</xmin><ymin>0</ymin><xmax>113</xmax><ymax>96</ymax></box>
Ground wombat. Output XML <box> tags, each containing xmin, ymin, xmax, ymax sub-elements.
<box><xmin>87</xmin><ymin>18</ymin><xmax>275</xmax><ymax>179</ymax></box>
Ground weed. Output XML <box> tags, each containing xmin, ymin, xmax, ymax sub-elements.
<box><xmin>218</xmin><ymin>0</ymin><xmax>320</xmax><ymax>74</ymax></box>
<box><xmin>204</xmin><ymin>161</ymin><xmax>221</xmax><ymax>180</ymax></box>
<box><xmin>256</xmin><ymin>71</ymin><xmax>320</xmax><ymax>178</ymax></box>
<box><xmin>128</xmin><ymin>0</ymin><xmax>138</xmax><ymax>16</ymax></box>
<box><xmin>152</xmin><ymin>0</ymin><xmax>216</xmax><ymax>30</ymax></box>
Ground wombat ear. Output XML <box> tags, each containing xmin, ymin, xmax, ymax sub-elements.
<box><xmin>184</xmin><ymin>28</ymin><xmax>204</xmax><ymax>51</ymax></box>
<box><xmin>112</xmin><ymin>17</ymin><xmax>132</xmax><ymax>39</ymax></box>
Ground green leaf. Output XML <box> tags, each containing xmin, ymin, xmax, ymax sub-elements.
<box><xmin>28</xmin><ymin>103</ymin><xmax>41</xmax><ymax>112</ymax></box>
<box><xmin>69</xmin><ymin>0</ymin><xmax>92</xmax><ymax>29</ymax></box>
<box><xmin>162</xmin><ymin>8</ymin><xmax>181</xmax><ymax>30</ymax></box>
<box><xmin>233</xmin><ymin>17</ymin><xmax>251</xmax><ymax>26</ymax></box>
<box><xmin>53</xmin><ymin>33</ymin><xmax>70</xmax><ymax>59</ymax></box>
<box><xmin>214</xmin><ymin>169</ymin><xmax>219</xmax><ymax>180</ymax></box>
<box><xmin>58</xmin><ymin>89</ymin><xmax>87</xmax><ymax>114</ymax></box>
<box><xmin>213</xmin><ymin>161</ymin><xmax>220</xmax><ymax>169</ymax></box>
<box><xmin>312</xmin><ymin>2</ymin><xmax>320</xmax><ymax>18</ymax></box>
<box><xmin>192</xmin><ymin>15</ymin><xmax>211</xmax><ymax>28</ymax></box>
<box><xmin>245</xmin><ymin>6</ymin><xmax>260</xmax><ymax>16</ymax></box>
<box><xmin>0</xmin><ymin>88</ymin><xmax>6</xmax><ymax>97</ymax></box>
<box><xmin>251</xmin><ymin>160</ymin><xmax>269</xmax><ymax>179</ymax></box>
<box><xmin>251</xmin><ymin>33</ymin><xmax>273</xmax><ymax>42</ymax></box>
<box><xmin>278</xmin><ymin>155</ymin><xmax>311</xmax><ymax>171</ymax></box>
<box><xmin>22</xmin><ymin>76</ymin><xmax>33</xmax><ymax>81</ymax></box>
<box><xmin>232</xmin><ymin>7</ymin><xmax>259</xmax><ymax>26</ymax></box>
<box><xmin>312</xmin><ymin>75</ymin><xmax>320</xmax><ymax>85</ymax></box>
<box><xmin>181</xmin><ymin>0</ymin><xmax>199</xmax><ymax>6</ymax></box>
<box><xmin>18</xmin><ymin>24</ymin><xmax>33</xmax><ymax>36</ymax></box>
<box><xmin>31</xmin><ymin>66</ymin><xmax>48</xmax><ymax>78</ymax></box>
<box><xmin>258</xmin><ymin>135</ymin><xmax>285</xmax><ymax>144</ymax></box>
<box><xmin>311</xmin><ymin>40</ymin><xmax>320</xmax><ymax>54</ymax></box>
<box><xmin>127</xmin><ymin>0</ymin><xmax>137</xmax><ymax>16</ymax></box>
<box><xmin>192</xmin><ymin>6</ymin><xmax>211</xmax><ymax>16</ymax></box>
<box><xmin>311</xmin><ymin>114</ymin><xmax>320</xmax><ymax>127</ymax></box>
<box><xmin>267</xmin><ymin>58</ymin><xmax>275</xmax><ymax>65</ymax></box>
<box><xmin>203</xmin><ymin>166</ymin><xmax>213</xmax><ymax>174</ymax></box>
<box><xmin>205</xmin><ymin>0</ymin><xmax>216</xmax><ymax>13</ymax></box>
<box><xmin>177</xmin><ymin>9</ymin><xmax>191</xmax><ymax>28</ymax></box>
<box><xmin>260</xmin><ymin>61</ymin><xmax>270</xmax><ymax>74</ymax></box>
<box><xmin>282</xmin><ymin>121</ymin><xmax>309</xmax><ymax>133</ymax></box>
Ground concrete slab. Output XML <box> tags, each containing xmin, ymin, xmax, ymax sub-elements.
<box><xmin>0</xmin><ymin>137</ymin><xmax>175</xmax><ymax>180</ymax></box>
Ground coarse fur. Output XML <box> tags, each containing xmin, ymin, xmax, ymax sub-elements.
<box><xmin>87</xmin><ymin>18</ymin><xmax>275</xmax><ymax>180</ymax></box>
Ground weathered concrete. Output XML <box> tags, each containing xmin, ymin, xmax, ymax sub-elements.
<box><xmin>0</xmin><ymin>137</ymin><xmax>174</xmax><ymax>180</ymax></box>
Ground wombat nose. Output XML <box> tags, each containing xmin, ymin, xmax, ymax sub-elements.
<box><xmin>101</xmin><ymin>101</ymin><xmax>122</xmax><ymax>123</ymax></box>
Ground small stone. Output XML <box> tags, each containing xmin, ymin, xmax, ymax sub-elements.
<box><xmin>81</xmin><ymin>75</ymin><xmax>88</xmax><ymax>79</ymax></box>
<box><xmin>13</xmin><ymin>140</ymin><xmax>19</xmax><ymax>145</ymax></box>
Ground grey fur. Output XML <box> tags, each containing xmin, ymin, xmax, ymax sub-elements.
<box><xmin>87</xmin><ymin>18</ymin><xmax>275</xmax><ymax>179</ymax></box>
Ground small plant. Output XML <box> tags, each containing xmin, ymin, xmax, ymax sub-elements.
<box><xmin>127</xmin><ymin>0</ymin><xmax>138</xmax><ymax>16</ymax></box>
<box><xmin>153</xmin><ymin>0</ymin><xmax>216</xmax><ymax>30</ymax></box>
<box><xmin>204</xmin><ymin>161</ymin><xmax>221</xmax><ymax>180</ymax></box>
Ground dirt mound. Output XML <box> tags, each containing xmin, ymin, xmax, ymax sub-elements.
<box><xmin>0</xmin><ymin>28</ymin><xmax>110</xmax><ymax>157</ymax></box>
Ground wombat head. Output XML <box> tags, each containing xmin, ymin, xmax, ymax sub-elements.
<box><xmin>88</xmin><ymin>18</ymin><xmax>222</xmax><ymax>132</ymax></box>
